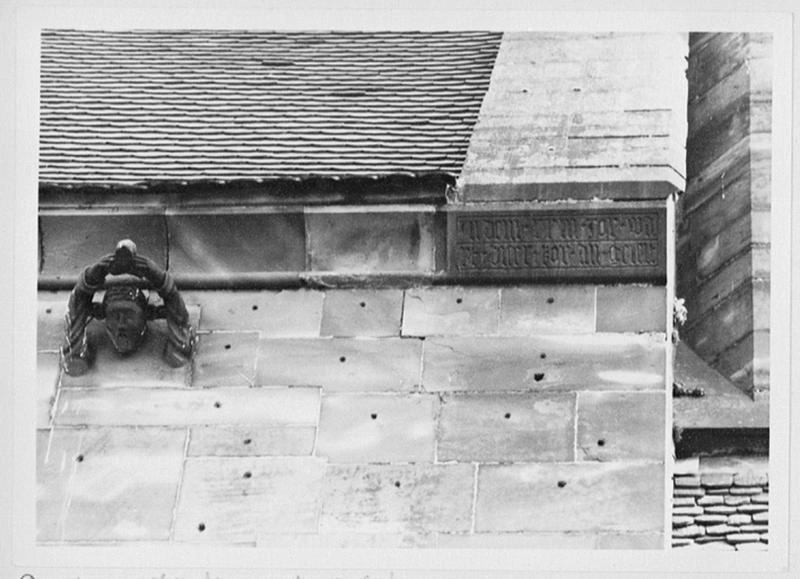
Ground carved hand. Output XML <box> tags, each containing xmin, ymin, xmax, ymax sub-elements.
<box><xmin>130</xmin><ymin>254</ymin><xmax>167</xmax><ymax>287</ymax></box>
<box><xmin>84</xmin><ymin>254</ymin><xmax>115</xmax><ymax>286</ymax></box>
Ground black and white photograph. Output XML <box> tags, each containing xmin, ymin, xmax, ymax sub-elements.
<box><xmin>2</xmin><ymin>2</ymin><xmax>796</xmax><ymax>577</ymax></box>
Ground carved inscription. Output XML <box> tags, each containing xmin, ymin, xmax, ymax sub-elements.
<box><xmin>448</xmin><ymin>207</ymin><xmax>666</xmax><ymax>282</ymax></box>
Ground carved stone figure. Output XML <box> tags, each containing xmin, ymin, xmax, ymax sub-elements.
<box><xmin>60</xmin><ymin>239</ymin><xmax>195</xmax><ymax>376</ymax></box>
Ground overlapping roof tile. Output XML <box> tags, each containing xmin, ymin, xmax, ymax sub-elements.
<box><xmin>39</xmin><ymin>30</ymin><xmax>502</xmax><ymax>186</ymax></box>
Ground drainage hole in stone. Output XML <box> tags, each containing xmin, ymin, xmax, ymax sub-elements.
<box><xmin>394</xmin><ymin>481</ymin><xmax>401</xmax><ymax>488</ymax></box>
<box><xmin>198</xmin><ymin>523</ymin><xmax>206</xmax><ymax>532</ymax></box>
<box><xmin>359</xmin><ymin>302</ymin><xmax>366</xmax><ymax>308</ymax></box>
<box><xmin>504</xmin><ymin>413</ymin><xmax>511</xmax><ymax>419</ymax></box>
<box><xmin>557</xmin><ymin>480</ymin><xmax>567</xmax><ymax>488</ymax></box>
<box><xmin>546</xmin><ymin>297</ymin><xmax>555</xmax><ymax>304</ymax></box>
<box><xmin>224</xmin><ymin>344</ymin><xmax>231</xmax><ymax>350</ymax></box>
<box><xmin>45</xmin><ymin>308</ymin><xmax>52</xmax><ymax>314</ymax></box>
<box><xmin>597</xmin><ymin>439</ymin><xmax>606</xmax><ymax>447</ymax></box>
<box><xmin>252</xmin><ymin>305</ymin><xmax>259</xmax><ymax>311</ymax></box>
<box><xmin>243</xmin><ymin>471</ymin><xmax>252</xmax><ymax>479</ymax></box>
<box><xmin>75</xmin><ymin>454</ymin><xmax>84</xmax><ymax>463</ymax></box>
<box><xmin>214</xmin><ymin>401</ymin><xmax>222</xmax><ymax>408</ymax></box>
<box><xmin>456</xmin><ymin>297</ymin><xmax>463</xmax><ymax>304</ymax></box>
<box><xmin>534</xmin><ymin>373</ymin><xmax>545</xmax><ymax>382</ymax></box>
<box><xmin>339</xmin><ymin>356</ymin><xmax>346</xmax><ymax>363</ymax></box>
<box><xmin>371</xmin><ymin>413</ymin><xmax>378</xmax><ymax>420</ymax></box>
<box><xmin>540</xmin><ymin>353</ymin><xmax>547</xmax><ymax>359</ymax></box>
<box><xmin>243</xmin><ymin>438</ymin><xmax>252</xmax><ymax>445</ymax></box>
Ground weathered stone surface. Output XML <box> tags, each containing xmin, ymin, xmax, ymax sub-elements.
<box><xmin>316</xmin><ymin>394</ymin><xmax>436</xmax><ymax>463</ymax></box>
<box><xmin>498</xmin><ymin>286</ymin><xmax>595</xmax><ymax>335</ymax></box>
<box><xmin>40</xmin><ymin>212</ymin><xmax>168</xmax><ymax>277</ymax></box>
<box><xmin>193</xmin><ymin>332</ymin><xmax>259</xmax><ymax>388</ymax></box>
<box><xmin>674</xmin><ymin>506</ymin><xmax>703</xmax><ymax>517</ymax></box>
<box><xmin>673</xmin><ymin>457</ymin><xmax>699</xmax><ymax>476</ymax></box>
<box><xmin>188</xmin><ymin>426</ymin><xmax>315</xmax><ymax>457</ymax></box>
<box><xmin>257</xmin><ymin>338</ymin><xmax>421</xmax><ymax>391</ymax></box>
<box><xmin>733</xmin><ymin>471</ymin><xmax>769</xmax><ymax>486</ymax></box>
<box><xmin>696</xmin><ymin>515</ymin><xmax>728</xmax><ymax>525</ymax></box>
<box><xmin>727</xmin><ymin>514</ymin><xmax>752</xmax><ymax>526</ymax></box>
<box><xmin>438</xmin><ymin>393</ymin><xmax>575</xmax><ymax>462</ymax></box>
<box><xmin>320</xmin><ymin>463</ymin><xmax>474</xmax><ymax>534</ymax></box>
<box><xmin>401</xmin><ymin>287</ymin><xmax>499</xmax><ymax>337</ymax></box>
<box><xmin>674</xmin><ymin>476</ymin><xmax>701</xmax><ymax>488</ymax></box>
<box><xmin>423</xmin><ymin>334</ymin><xmax>665</xmax><ymax>392</ymax></box>
<box><xmin>447</xmin><ymin>206</ymin><xmax>667</xmax><ymax>283</ymax></box>
<box><xmin>697</xmin><ymin>495</ymin><xmax>724</xmax><ymax>506</ymax></box>
<box><xmin>174</xmin><ymin>457</ymin><xmax>326</xmax><ymax>542</ymax></box>
<box><xmin>187</xmin><ymin>290</ymin><xmax>324</xmax><ymax>336</ymax></box>
<box><xmin>166</xmin><ymin>211</ymin><xmax>305</xmax><ymax>274</ymax></box>
<box><xmin>700</xmin><ymin>456</ymin><xmax>769</xmax><ymax>475</ymax></box>
<box><xmin>576</xmin><ymin>392</ymin><xmax>665</xmax><ymax>461</ymax></box>
<box><xmin>476</xmin><ymin>462</ymin><xmax>663</xmax><ymax>532</ymax></box>
<box><xmin>672</xmin><ymin>525</ymin><xmax>704</xmax><ymax>538</ymax></box>
<box><xmin>596</xmin><ymin>286</ymin><xmax>666</xmax><ymax>332</ymax></box>
<box><xmin>37</xmin><ymin>296</ymin><xmax>69</xmax><ymax>352</ymax></box>
<box><xmin>60</xmin><ymin>317</ymin><xmax>194</xmax><ymax>389</ymax></box>
<box><xmin>37</xmin><ymin>352</ymin><xmax>60</xmax><ymax>428</ymax></box>
<box><xmin>724</xmin><ymin>495</ymin><xmax>751</xmax><ymax>506</ymax></box>
<box><xmin>701</xmin><ymin>472</ymin><xmax>734</xmax><ymax>487</ymax></box>
<box><xmin>55</xmin><ymin>386</ymin><xmax>320</xmax><ymax>426</ymax></box>
<box><xmin>37</xmin><ymin>427</ymin><xmax>185</xmax><ymax>542</ymax></box>
<box><xmin>320</xmin><ymin>290</ymin><xmax>404</xmax><ymax>337</ymax></box>
<box><xmin>307</xmin><ymin>211</ymin><xmax>436</xmax><ymax>273</ymax></box>
<box><xmin>751</xmin><ymin>493</ymin><xmax>769</xmax><ymax>504</ymax></box>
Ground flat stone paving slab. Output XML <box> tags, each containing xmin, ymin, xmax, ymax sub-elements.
<box><xmin>188</xmin><ymin>426</ymin><xmax>316</xmax><ymax>457</ymax></box>
<box><xmin>55</xmin><ymin>386</ymin><xmax>320</xmax><ymax>427</ymax></box>
<box><xmin>577</xmin><ymin>392</ymin><xmax>666</xmax><ymax>461</ymax></box>
<box><xmin>320</xmin><ymin>463</ymin><xmax>474</xmax><ymax>535</ymax></box>
<box><xmin>37</xmin><ymin>296</ymin><xmax>69</xmax><ymax>352</ymax></box>
<box><xmin>185</xmin><ymin>290</ymin><xmax>324</xmax><ymax>336</ymax></box>
<box><xmin>60</xmin><ymin>318</ymin><xmax>194</xmax><ymax>389</ymax></box>
<box><xmin>193</xmin><ymin>332</ymin><xmax>259</xmax><ymax>388</ymax></box>
<box><xmin>437</xmin><ymin>393</ymin><xmax>575</xmax><ymax>462</ymax></box>
<box><xmin>316</xmin><ymin>394</ymin><xmax>436</xmax><ymax>463</ymax></box>
<box><xmin>596</xmin><ymin>286</ymin><xmax>667</xmax><ymax>332</ymax></box>
<box><xmin>37</xmin><ymin>352</ymin><xmax>61</xmax><ymax>428</ymax></box>
<box><xmin>36</xmin><ymin>427</ymin><xmax>185</xmax><ymax>542</ymax></box>
<box><xmin>257</xmin><ymin>338</ymin><xmax>422</xmax><ymax>391</ymax></box>
<box><xmin>320</xmin><ymin>289</ymin><xmax>404</xmax><ymax>337</ymax></box>
<box><xmin>174</xmin><ymin>457</ymin><xmax>327</xmax><ymax>542</ymax></box>
<box><xmin>476</xmin><ymin>462</ymin><xmax>664</xmax><ymax>533</ymax></box>
<box><xmin>499</xmin><ymin>286</ymin><xmax>596</xmax><ymax>335</ymax></box>
<box><xmin>423</xmin><ymin>335</ymin><xmax>665</xmax><ymax>392</ymax></box>
<box><xmin>402</xmin><ymin>287</ymin><xmax>500</xmax><ymax>337</ymax></box>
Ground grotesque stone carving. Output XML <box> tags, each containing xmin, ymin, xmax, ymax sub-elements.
<box><xmin>60</xmin><ymin>239</ymin><xmax>195</xmax><ymax>376</ymax></box>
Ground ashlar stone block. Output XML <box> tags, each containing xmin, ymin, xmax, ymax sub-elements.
<box><xmin>320</xmin><ymin>290</ymin><xmax>404</xmax><ymax>337</ymax></box>
<box><xmin>193</xmin><ymin>332</ymin><xmax>259</xmax><ymax>388</ymax></box>
<box><xmin>498</xmin><ymin>286</ymin><xmax>595</xmax><ymax>335</ymax></box>
<box><xmin>188</xmin><ymin>426</ymin><xmax>316</xmax><ymax>457</ymax></box>
<box><xmin>402</xmin><ymin>287</ymin><xmax>500</xmax><ymax>337</ymax></box>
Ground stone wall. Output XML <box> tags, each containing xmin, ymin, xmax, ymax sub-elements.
<box><xmin>678</xmin><ymin>33</ymin><xmax>772</xmax><ymax>399</ymax></box>
<box><xmin>672</xmin><ymin>456</ymin><xmax>768</xmax><ymax>550</ymax></box>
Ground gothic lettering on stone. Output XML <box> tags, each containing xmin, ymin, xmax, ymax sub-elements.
<box><xmin>448</xmin><ymin>208</ymin><xmax>666</xmax><ymax>282</ymax></box>
<box><xmin>60</xmin><ymin>239</ymin><xmax>196</xmax><ymax>376</ymax></box>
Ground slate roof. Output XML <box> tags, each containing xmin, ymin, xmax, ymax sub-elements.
<box><xmin>39</xmin><ymin>30</ymin><xmax>502</xmax><ymax>186</ymax></box>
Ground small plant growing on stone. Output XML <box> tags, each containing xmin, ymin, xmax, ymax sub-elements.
<box><xmin>672</xmin><ymin>296</ymin><xmax>687</xmax><ymax>344</ymax></box>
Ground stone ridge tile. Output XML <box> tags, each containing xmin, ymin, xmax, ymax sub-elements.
<box><xmin>193</xmin><ymin>332</ymin><xmax>259</xmax><ymax>388</ymax></box>
<box><xmin>257</xmin><ymin>338</ymin><xmax>422</xmax><ymax>392</ymax></box>
<box><xmin>184</xmin><ymin>290</ymin><xmax>324</xmax><ymax>336</ymax></box>
<box><xmin>437</xmin><ymin>393</ymin><xmax>575</xmax><ymax>462</ymax></box>
<box><xmin>55</xmin><ymin>386</ymin><xmax>320</xmax><ymax>427</ymax></box>
<box><xmin>166</xmin><ymin>212</ymin><xmax>306</xmax><ymax>274</ymax></box>
<box><xmin>320</xmin><ymin>463</ymin><xmax>474</xmax><ymax>535</ymax></box>
<box><xmin>188</xmin><ymin>426</ymin><xmax>315</xmax><ymax>457</ymax></box>
<box><xmin>37</xmin><ymin>352</ymin><xmax>61</xmax><ymax>428</ymax></box>
<box><xmin>60</xmin><ymin>318</ymin><xmax>192</xmax><ymax>389</ymax></box>
<box><xmin>476</xmin><ymin>462</ymin><xmax>664</xmax><ymax>533</ymax></box>
<box><xmin>422</xmin><ymin>335</ymin><xmax>665</xmax><ymax>392</ymax></box>
<box><xmin>577</xmin><ymin>392</ymin><xmax>665</xmax><ymax>461</ymax></box>
<box><xmin>307</xmin><ymin>212</ymin><xmax>436</xmax><ymax>273</ymax></box>
<box><xmin>316</xmin><ymin>394</ymin><xmax>436</xmax><ymax>463</ymax></box>
<box><xmin>38</xmin><ymin>298</ymin><xmax>68</xmax><ymax>352</ymax></box>
<box><xmin>40</xmin><ymin>213</ymin><xmax>168</xmax><ymax>277</ymax></box>
<box><xmin>174</xmin><ymin>457</ymin><xmax>327</xmax><ymax>542</ymax></box>
<box><xmin>320</xmin><ymin>289</ymin><xmax>404</xmax><ymax>337</ymax></box>
<box><xmin>596</xmin><ymin>286</ymin><xmax>667</xmax><ymax>333</ymax></box>
<box><xmin>36</xmin><ymin>427</ymin><xmax>186</xmax><ymax>542</ymax></box>
<box><xmin>499</xmin><ymin>286</ymin><xmax>596</xmax><ymax>335</ymax></box>
<box><xmin>401</xmin><ymin>287</ymin><xmax>500</xmax><ymax>337</ymax></box>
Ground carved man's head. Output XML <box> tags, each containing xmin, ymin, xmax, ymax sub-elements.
<box><xmin>102</xmin><ymin>285</ymin><xmax>148</xmax><ymax>354</ymax></box>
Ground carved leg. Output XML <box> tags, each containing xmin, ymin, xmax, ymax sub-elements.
<box><xmin>60</xmin><ymin>313</ymin><xmax>94</xmax><ymax>376</ymax></box>
<box><xmin>162</xmin><ymin>316</ymin><xmax>195</xmax><ymax>368</ymax></box>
